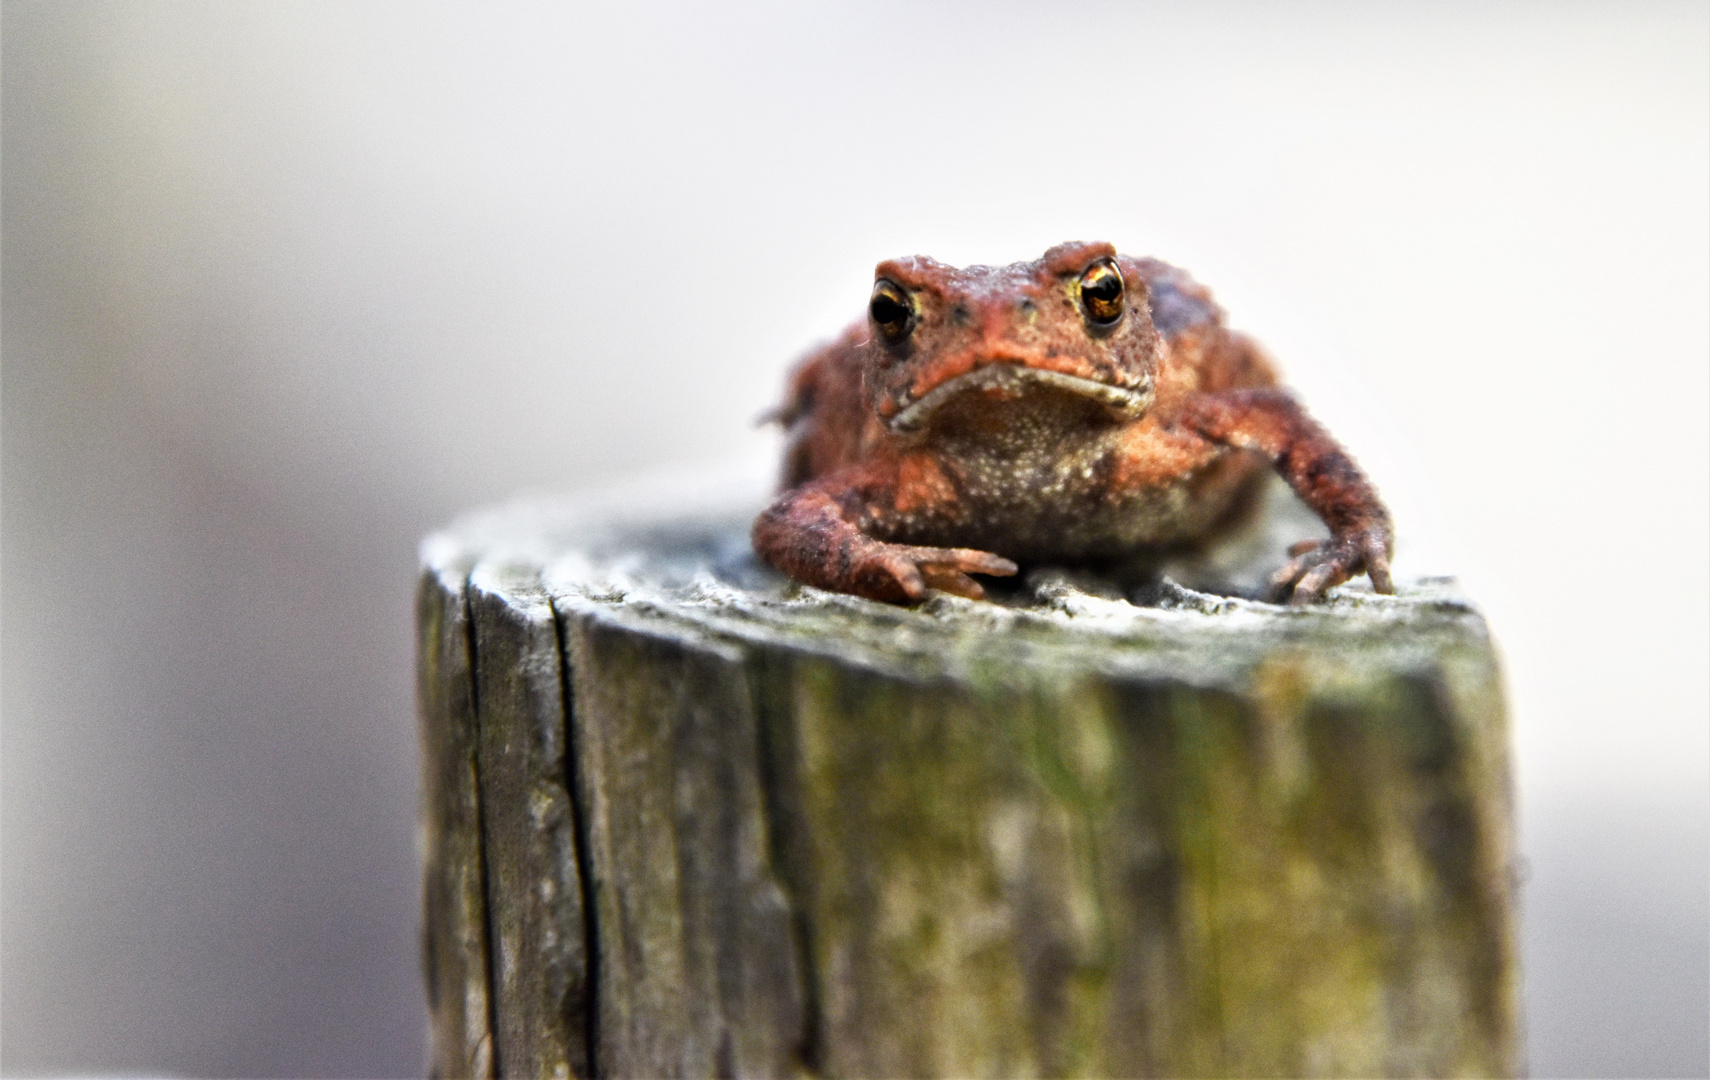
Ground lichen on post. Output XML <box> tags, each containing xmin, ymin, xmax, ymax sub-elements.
<box><xmin>417</xmin><ymin>478</ymin><xmax>1519</xmax><ymax>1078</ymax></box>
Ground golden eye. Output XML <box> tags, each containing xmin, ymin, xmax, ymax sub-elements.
<box><xmin>1078</xmin><ymin>260</ymin><xmax>1124</xmax><ymax>324</ymax></box>
<box><xmin>869</xmin><ymin>279</ymin><xmax>913</xmax><ymax>341</ymax></box>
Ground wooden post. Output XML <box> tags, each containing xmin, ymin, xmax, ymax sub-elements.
<box><xmin>418</xmin><ymin>480</ymin><xmax>1520</xmax><ymax>1078</ymax></box>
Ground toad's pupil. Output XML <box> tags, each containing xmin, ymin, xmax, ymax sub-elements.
<box><xmin>1085</xmin><ymin>272</ymin><xmax>1120</xmax><ymax>300</ymax></box>
<box><xmin>871</xmin><ymin>294</ymin><xmax>908</xmax><ymax>324</ymax></box>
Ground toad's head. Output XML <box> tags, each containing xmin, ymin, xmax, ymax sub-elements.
<box><xmin>862</xmin><ymin>241</ymin><xmax>1160</xmax><ymax>435</ymax></box>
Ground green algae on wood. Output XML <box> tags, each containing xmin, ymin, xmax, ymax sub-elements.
<box><xmin>417</xmin><ymin>478</ymin><xmax>1519</xmax><ymax>1078</ymax></box>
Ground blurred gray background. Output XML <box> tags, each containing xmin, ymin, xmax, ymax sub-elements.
<box><xmin>4</xmin><ymin>1</ymin><xmax>1705</xmax><ymax>1075</ymax></box>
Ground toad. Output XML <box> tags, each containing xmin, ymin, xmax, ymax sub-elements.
<box><xmin>752</xmin><ymin>241</ymin><xmax>1393</xmax><ymax>605</ymax></box>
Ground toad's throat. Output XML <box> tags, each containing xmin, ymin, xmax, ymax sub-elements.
<box><xmin>888</xmin><ymin>364</ymin><xmax>1154</xmax><ymax>433</ymax></box>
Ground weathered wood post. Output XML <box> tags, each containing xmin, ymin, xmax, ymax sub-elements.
<box><xmin>418</xmin><ymin>477</ymin><xmax>1519</xmax><ymax>1078</ymax></box>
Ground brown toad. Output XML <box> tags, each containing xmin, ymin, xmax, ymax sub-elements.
<box><xmin>752</xmin><ymin>241</ymin><xmax>1393</xmax><ymax>604</ymax></box>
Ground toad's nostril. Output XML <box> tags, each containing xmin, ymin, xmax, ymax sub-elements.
<box><xmin>951</xmin><ymin>303</ymin><xmax>971</xmax><ymax>325</ymax></box>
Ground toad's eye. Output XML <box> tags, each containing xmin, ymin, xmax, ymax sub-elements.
<box><xmin>869</xmin><ymin>279</ymin><xmax>914</xmax><ymax>341</ymax></box>
<box><xmin>1078</xmin><ymin>260</ymin><xmax>1124</xmax><ymax>325</ymax></box>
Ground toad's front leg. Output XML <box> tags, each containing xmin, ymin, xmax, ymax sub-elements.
<box><xmin>1179</xmin><ymin>388</ymin><xmax>1395</xmax><ymax>603</ymax></box>
<box><xmin>752</xmin><ymin>465</ymin><xmax>1017</xmax><ymax>603</ymax></box>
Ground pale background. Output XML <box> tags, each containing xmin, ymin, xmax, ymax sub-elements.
<box><xmin>4</xmin><ymin>2</ymin><xmax>1706</xmax><ymax>1075</ymax></box>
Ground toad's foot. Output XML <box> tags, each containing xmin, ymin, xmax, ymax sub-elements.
<box><xmin>1270</xmin><ymin>528</ymin><xmax>1393</xmax><ymax>604</ymax></box>
<box><xmin>857</xmin><ymin>543</ymin><xmax>1018</xmax><ymax>602</ymax></box>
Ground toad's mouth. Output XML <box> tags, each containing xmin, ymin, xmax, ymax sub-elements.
<box><xmin>888</xmin><ymin>364</ymin><xmax>1154</xmax><ymax>433</ymax></box>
